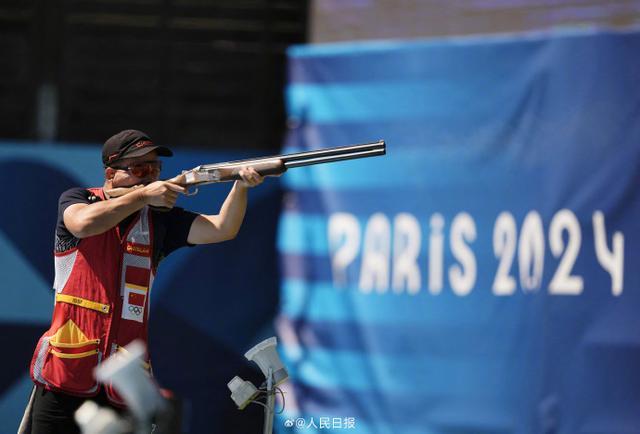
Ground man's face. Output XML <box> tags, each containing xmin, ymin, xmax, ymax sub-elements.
<box><xmin>106</xmin><ymin>150</ymin><xmax>162</xmax><ymax>188</ymax></box>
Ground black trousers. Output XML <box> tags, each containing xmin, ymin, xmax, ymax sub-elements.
<box><xmin>30</xmin><ymin>385</ymin><xmax>126</xmax><ymax>434</ymax></box>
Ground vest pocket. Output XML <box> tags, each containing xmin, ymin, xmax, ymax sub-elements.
<box><xmin>41</xmin><ymin>343</ymin><xmax>101</xmax><ymax>393</ymax></box>
<box><xmin>40</xmin><ymin>320</ymin><xmax>102</xmax><ymax>394</ymax></box>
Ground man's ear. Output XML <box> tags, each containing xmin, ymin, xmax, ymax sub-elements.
<box><xmin>105</xmin><ymin>167</ymin><xmax>116</xmax><ymax>180</ymax></box>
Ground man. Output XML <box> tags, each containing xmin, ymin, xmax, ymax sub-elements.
<box><xmin>20</xmin><ymin>129</ymin><xmax>265</xmax><ymax>433</ymax></box>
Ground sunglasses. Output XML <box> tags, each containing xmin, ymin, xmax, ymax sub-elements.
<box><xmin>111</xmin><ymin>161</ymin><xmax>162</xmax><ymax>178</ymax></box>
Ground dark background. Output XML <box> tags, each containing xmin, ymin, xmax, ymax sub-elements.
<box><xmin>0</xmin><ymin>0</ymin><xmax>309</xmax><ymax>151</ymax></box>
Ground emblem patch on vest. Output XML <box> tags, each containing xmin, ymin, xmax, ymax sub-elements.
<box><xmin>122</xmin><ymin>284</ymin><xmax>147</xmax><ymax>322</ymax></box>
<box><xmin>121</xmin><ymin>266</ymin><xmax>149</xmax><ymax>323</ymax></box>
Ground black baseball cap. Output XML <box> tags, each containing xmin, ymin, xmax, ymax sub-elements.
<box><xmin>102</xmin><ymin>129</ymin><xmax>173</xmax><ymax>166</ymax></box>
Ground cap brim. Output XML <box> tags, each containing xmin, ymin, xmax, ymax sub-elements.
<box><xmin>122</xmin><ymin>145</ymin><xmax>173</xmax><ymax>159</ymax></box>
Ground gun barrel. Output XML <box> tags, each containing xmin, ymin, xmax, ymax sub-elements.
<box><xmin>198</xmin><ymin>140</ymin><xmax>385</xmax><ymax>171</ymax></box>
<box><xmin>285</xmin><ymin>147</ymin><xmax>385</xmax><ymax>168</ymax></box>
<box><xmin>282</xmin><ymin>140</ymin><xmax>385</xmax><ymax>165</ymax></box>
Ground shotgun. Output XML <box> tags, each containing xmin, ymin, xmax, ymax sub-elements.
<box><xmin>107</xmin><ymin>140</ymin><xmax>386</xmax><ymax>198</ymax></box>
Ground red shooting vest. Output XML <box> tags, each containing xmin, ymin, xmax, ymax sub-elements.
<box><xmin>30</xmin><ymin>187</ymin><xmax>155</xmax><ymax>405</ymax></box>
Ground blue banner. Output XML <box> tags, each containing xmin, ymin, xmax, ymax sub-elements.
<box><xmin>276</xmin><ymin>29</ymin><xmax>640</xmax><ymax>434</ymax></box>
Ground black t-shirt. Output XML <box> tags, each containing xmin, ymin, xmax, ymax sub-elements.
<box><xmin>55</xmin><ymin>187</ymin><xmax>198</xmax><ymax>267</ymax></box>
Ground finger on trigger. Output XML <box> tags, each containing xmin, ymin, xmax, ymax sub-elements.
<box><xmin>166</xmin><ymin>182</ymin><xmax>187</xmax><ymax>193</ymax></box>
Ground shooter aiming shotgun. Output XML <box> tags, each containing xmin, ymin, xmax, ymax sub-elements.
<box><xmin>22</xmin><ymin>131</ymin><xmax>386</xmax><ymax>432</ymax></box>
<box><xmin>106</xmin><ymin>140</ymin><xmax>386</xmax><ymax>198</ymax></box>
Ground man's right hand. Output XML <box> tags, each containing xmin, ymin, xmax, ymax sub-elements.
<box><xmin>140</xmin><ymin>180</ymin><xmax>187</xmax><ymax>209</ymax></box>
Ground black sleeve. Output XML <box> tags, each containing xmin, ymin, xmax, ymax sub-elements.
<box><xmin>55</xmin><ymin>188</ymin><xmax>95</xmax><ymax>252</ymax></box>
<box><xmin>152</xmin><ymin>207</ymin><xmax>199</xmax><ymax>265</ymax></box>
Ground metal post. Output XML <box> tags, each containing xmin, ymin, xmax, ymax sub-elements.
<box><xmin>263</xmin><ymin>367</ymin><xmax>275</xmax><ymax>434</ymax></box>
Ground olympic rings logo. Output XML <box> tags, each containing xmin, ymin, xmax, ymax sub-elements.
<box><xmin>128</xmin><ymin>305</ymin><xmax>143</xmax><ymax>316</ymax></box>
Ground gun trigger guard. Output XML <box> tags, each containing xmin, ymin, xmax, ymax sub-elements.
<box><xmin>184</xmin><ymin>186</ymin><xmax>199</xmax><ymax>196</ymax></box>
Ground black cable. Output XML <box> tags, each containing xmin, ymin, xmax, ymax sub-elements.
<box><xmin>251</xmin><ymin>387</ymin><xmax>286</xmax><ymax>413</ymax></box>
<box><xmin>275</xmin><ymin>386</ymin><xmax>286</xmax><ymax>414</ymax></box>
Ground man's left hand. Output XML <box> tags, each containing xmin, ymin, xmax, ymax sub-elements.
<box><xmin>237</xmin><ymin>167</ymin><xmax>265</xmax><ymax>188</ymax></box>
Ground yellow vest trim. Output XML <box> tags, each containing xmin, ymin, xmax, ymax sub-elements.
<box><xmin>51</xmin><ymin>349</ymin><xmax>99</xmax><ymax>359</ymax></box>
<box><xmin>50</xmin><ymin>339</ymin><xmax>100</xmax><ymax>349</ymax></box>
<box><xmin>125</xmin><ymin>283</ymin><xmax>148</xmax><ymax>292</ymax></box>
<box><xmin>55</xmin><ymin>294</ymin><xmax>110</xmax><ymax>314</ymax></box>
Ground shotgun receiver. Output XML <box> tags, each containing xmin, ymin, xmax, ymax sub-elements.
<box><xmin>107</xmin><ymin>140</ymin><xmax>386</xmax><ymax>198</ymax></box>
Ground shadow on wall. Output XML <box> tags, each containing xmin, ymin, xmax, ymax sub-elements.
<box><xmin>0</xmin><ymin>159</ymin><xmax>81</xmax><ymax>396</ymax></box>
<box><xmin>0</xmin><ymin>160</ymin><xmax>81</xmax><ymax>283</ymax></box>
